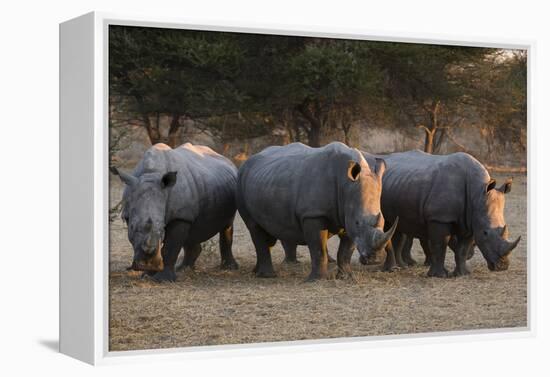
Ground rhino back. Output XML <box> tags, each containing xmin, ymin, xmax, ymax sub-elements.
<box><xmin>130</xmin><ymin>143</ymin><xmax>237</xmax><ymax>228</ymax></box>
<box><xmin>238</xmin><ymin>142</ymin><xmax>356</xmax><ymax>242</ymax></box>
<box><xmin>380</xmin><ymin>150</ymin><xmax>489</xmax><ymax>237</ymax></box>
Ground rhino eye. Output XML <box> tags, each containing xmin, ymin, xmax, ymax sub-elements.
<box><xmin>483</xmin><ymin>230</ymin><xmax>488</xmax><ymax>236</ymax></box>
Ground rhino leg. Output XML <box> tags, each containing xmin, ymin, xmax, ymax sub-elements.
<box><xmin>336</xmin><ymin>234</ymin><xmax>355</xmax><ymax>279</ymax></box>
<box><xmin>382</xmin><ymin>241</ymin><xmax>399</xmax><ymax>272</ymax></box>
<box><xmin>152</xmin><ymin>220</ymin><xmax>190</xmax><ymax>282</ymax></box>
<box><xmin>220</xmin><ymin>222</ymin><xmax>239</xmax><ymax>270</ymax></box>
<box><xmin>303</xmin><ymin>218</ymin><xmax>329</xmax><ymax>281</ymax></box>
<box><xmin>452</xmin><ymin>237</ymin><xmax>474</xmax><ymax>277</ymax></box>
<box><xmin>281</xmin><ymin>240</ymin><xmax>299</xmax><ymax>263</ymax></box>
<box><xmin>248</xmin><ymin>223</ymin><xmax>277</xmax><ymax>278</ymax></box>
<box><xmin>420</xmin><ymin>238</ymin><xmax>432</xmax><ymax>266</ymax></box>
<box><xmin>466</xmin><ymin>243</ymin><xmax>476</xmax><ymax>260</ymax></box>
<box><xmin>392</xmin><ymin>233</ymin><xmax>408</xmax><ymax>268</ymax></box>
<box><xmin>426</xmin><ymin>222</ymin><xmax>451</xmax><ymax>278</ymax></box>
<box><xmin>177</xmin><ymin>243</ymin><xmax>202</xmax><ymax>271</ymax></box>
<box><xmin>401</xmin><ymin>235</ymin><xmax>417</xmax><ymax>266</ymax></box>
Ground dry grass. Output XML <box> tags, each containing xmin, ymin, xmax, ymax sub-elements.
<box><xmin>108</xmin><ymin>173</ymin><xmax>527</xmax><ymax>351</ymax></box>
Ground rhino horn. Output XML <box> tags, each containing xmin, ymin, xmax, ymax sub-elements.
<box><xmin>374</xmin><ymin>217</ymin><xmax>399</xmax><ymax>249</ymax></box>
<box><xmin>111</xmin><ymin>166</ymin><xmax>138</xmax><ymax>187</ymax></box>
<box><xmin>503</xmin><ymin>236</ymin><xmax>521</xmax><ymax>256</ymax></box>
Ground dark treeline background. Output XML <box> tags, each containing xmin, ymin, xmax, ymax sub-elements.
<box><xmin>109</xmin><ymin>25</ymin><xmax>527</xmax><ymax>168</ymax></box>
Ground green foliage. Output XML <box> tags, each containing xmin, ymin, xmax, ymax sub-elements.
<box><xmin>109</xmin><ymin>25</ymin><xmax>526</xmax><ymax>152</ymax></box>
<box><xmin>110</xmin><ymin>26</ymin><xmax>245</xmax><ymax>119</ymax></box>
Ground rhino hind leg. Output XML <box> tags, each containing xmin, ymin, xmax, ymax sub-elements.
<box><xmin>177</xmin><ymin>243</ymin><xmax>202</xmax><ymax>271</ymax></box>
<box><xmin>219</xmin><ymin>222</ymin><xmax>239</xmax><ymax>270</ymax></box>
<box><xmin>248</xmin><ymin>223</ymin><xmax>277</xmax><ymax>278</ymax></box>
<box><xmin>426</xmin><ymin>222</ymin><xmax>451</xmax><ymax>278</ymax></box>
<box><xmin>152</xmin><ymin>220</ymin><xmax>190</xmax><ymax>282</ymax></box>
<box><xmin>382</xmin><ymin>242</ymin><xmax>399</xmax><ymax>272</ymax></box>
<box><xmin>420</xmin><ymin>238</ymin><xmax>432</xmax><ymax>266</ymax></box>
<box><xmin>303</xmin><ymin>218</ymin><xmax>330</xmax><ymax>281</ymax></box>
<box><xmin>401</xmin><ymin>235</ymin><xmax>417</xmax><ymax>266</ymax></box>
<box><xmin>392</xmin><ymin>233</ymin><xmax>409</xmax><ymax>268</ymax></box>
<box><xmin>281</xmin><ymin>240</ymin><xmax>299</xmax><ymax>263</ymax></box>
<box><xmin>336</xmin><ymin>234</ymin><xmax>355</xmax><ymax>279</ymax></box>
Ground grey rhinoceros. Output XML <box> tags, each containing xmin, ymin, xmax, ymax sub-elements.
<box><xmin>373</xmin><ymin>150</ymin><xmax>520</xmax><ymax>277</ymax></box>
<box><xmin>237</xmin><ymin>142</ymin><xmax>398</xmax><ymax>281</ymax></box>
<box><xmin>111</xmin><ymin>142</ymin><xmax>239</xmax><ymax>282</ymax></box>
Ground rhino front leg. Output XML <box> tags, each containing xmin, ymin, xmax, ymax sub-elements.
<box><xmin>303</xmin><ymin>218</ymin><xmax>329</xmax><ymax>281</ymax></box>
<box><xmin>426</xmin><ymin>222</ymin><xmax>451</xmax><ymax>278</ymax></box>
<box><xmin>281</xmin><ymin>240</ymin><xmax>299</xmax><ymax>263</ymax></box>
<box><xmin>153</xmin><ymin>220</ymin><xmax>190</xmax><ymax>282</ymax></box>
<box><xmin>220</xmin><ymin>221</ymin><xmax>239</xmax><ymax>270</ymax></box>
<box><xmin>452</xmin><ymin>237</ymin><xmax>474</xmax><ymax>277</ymax></box>
<box><xmin>336</xmin><ymin>234</ymin><xmax>355</xmax><ymax>279</ymax></box>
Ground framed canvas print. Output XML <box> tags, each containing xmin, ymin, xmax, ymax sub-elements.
<box><xmin>59</xmin><ymin>12</ymin><xmax>532</xmax><ymax>365</ymax></box>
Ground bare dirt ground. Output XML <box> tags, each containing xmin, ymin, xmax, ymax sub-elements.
<box><xmin>109</xmin><ymin>173</ymin><xmax>527</xmax><ymax>352</ymax></box>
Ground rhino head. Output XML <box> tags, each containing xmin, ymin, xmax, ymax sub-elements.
<box><xmin>111</xmin><ymin>167</ymin><xmax>177</xmax><ymax>272</ymax></box>
<box><xmin>473</xmin><ymin>178</ymin><xmax>520</xmax><ymax>271</ymax></box>
<box><xmin>342</xmin><ymin>154</ymin><xmax>398</xmax><ymax>259</ymax></box>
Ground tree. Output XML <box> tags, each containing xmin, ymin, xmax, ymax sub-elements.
<box><xmin>282</xmin><ymin>39</ymin><xmax>383</xmax><ymax>147</ymax></box>
<box><xmin>372</xmin><ymin>43</ymin><xmax>490</xmax><ymax>153</ymax></box>
<box><xmin>462</xmin><ymin>49</ymin><xmax>527</xmax><ymax>158</ymax></box>
<box><xmin>109</xmin><ymin>26</ymin><xmax>245</xmax><ymax>146</ymax></box>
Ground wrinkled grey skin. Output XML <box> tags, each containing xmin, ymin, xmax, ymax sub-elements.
<box><xmin>237</xmin><ymin>142</ymin><xmax>397</xmax><ymax>281</ymax></box>
<box><xmin>112</xmin><ymin>143</ymin><xmax>239</xmax><ymax>282</ymax></box>
<box><xmin>371</xmin><ymin>150</ymin><xmax>520</xmax><ymax>277</ymax></box>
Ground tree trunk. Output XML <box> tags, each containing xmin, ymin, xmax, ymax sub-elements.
<box><xmin>421</xmin><ymin>100</ymin><xmax>441</xmax><ymax>154</ymax></box>
<box><xmin>342</xmin><ymin>123</ymin><xmax>352</xmax><ymax>146</ymax></box>
<box><xmin>167</xmin><ymin>112</ymin><xmax>181</xmax><ymax>148</ymax></box>
<box><xmin>296</xmin><ymin>101</ymin><xmax>323</xmax><ymax>147</ymax></box>
<box><xmin>424</xmin><ymin>129</ymin><xmax>435</xmax><ymax>154</ymax></box>
<box><xmin>433</xmin><ymin>128</ymin><xmax>446</xmax><ymax>154</ymax></box>
<box><xmin>141</xmin><ymin>112</ymin><xmax>161</xmax><ymax>145</ymax></box>
<box><xmin>307</xmin><ymin>122</ymin><xmax>322</xmax><ymax>147</ymax></box>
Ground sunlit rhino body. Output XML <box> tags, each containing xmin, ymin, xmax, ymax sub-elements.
<box><xmin>237</xmin><ymin>142</ymin><xmax>397</xmax><ymax>281</ymax></box>
<box><xmin>374</xmin><ymin>150</ymin><xmax>520</xmax><ymax>277</ymax></box>
<box><xmin>112</xmin><ymin>143</ymin><xmax>238</xmax><ymax>282</ymax></box>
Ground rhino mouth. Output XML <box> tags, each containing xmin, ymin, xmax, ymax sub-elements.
<box><xmin>131</xmin><ymin>240</ymin><xmax>164</xmax><ymax>272</ymax></box>
<box><xmin>487</xmin><ymin>256</ymin><xmax>509</xmax><ymax>272</ymax></box>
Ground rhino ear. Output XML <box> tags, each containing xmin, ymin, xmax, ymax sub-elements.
<box><xmin>486</xmin><ymin>178</ymin><xmax>497</xmax><ymax>192</ymax></box>
<box><xmin>161</xmin><ymin>171</ymin><xmax>177</xmax><ymax>188</ymax></box>
<box><xmin>347</xmin><ymin>160</ymin><xmax>361</xmax><ymax>181</ymax></box>
<box><xmin>374</xmin><ymin>158</ymin><xmax>386</xmax><ymax>178</ymax></box>
<box><xmin>497</xmin><ymin>178</ymin><xmax>513</xmax><ymax>194</ymax></box>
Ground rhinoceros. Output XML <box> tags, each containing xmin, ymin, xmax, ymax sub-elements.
<box><xmin>111</xmin><ymin>143</ymin><xmax>239</xmax><ymax>282</ymax></box>
<box><xmin>237</xmin><ymin>142</ymin><xmax>397</xmax><ymax>281</ymax></box>
<box><xmin>373</xmin><ymin>150</ymin><xmax>520</xmax><ymax>277</ymax></box>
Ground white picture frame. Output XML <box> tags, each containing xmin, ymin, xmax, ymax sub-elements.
<box><xmin>59</xmin><ymin>11</ymin><xmax>534</xmax><ymax>365</ymax></box>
